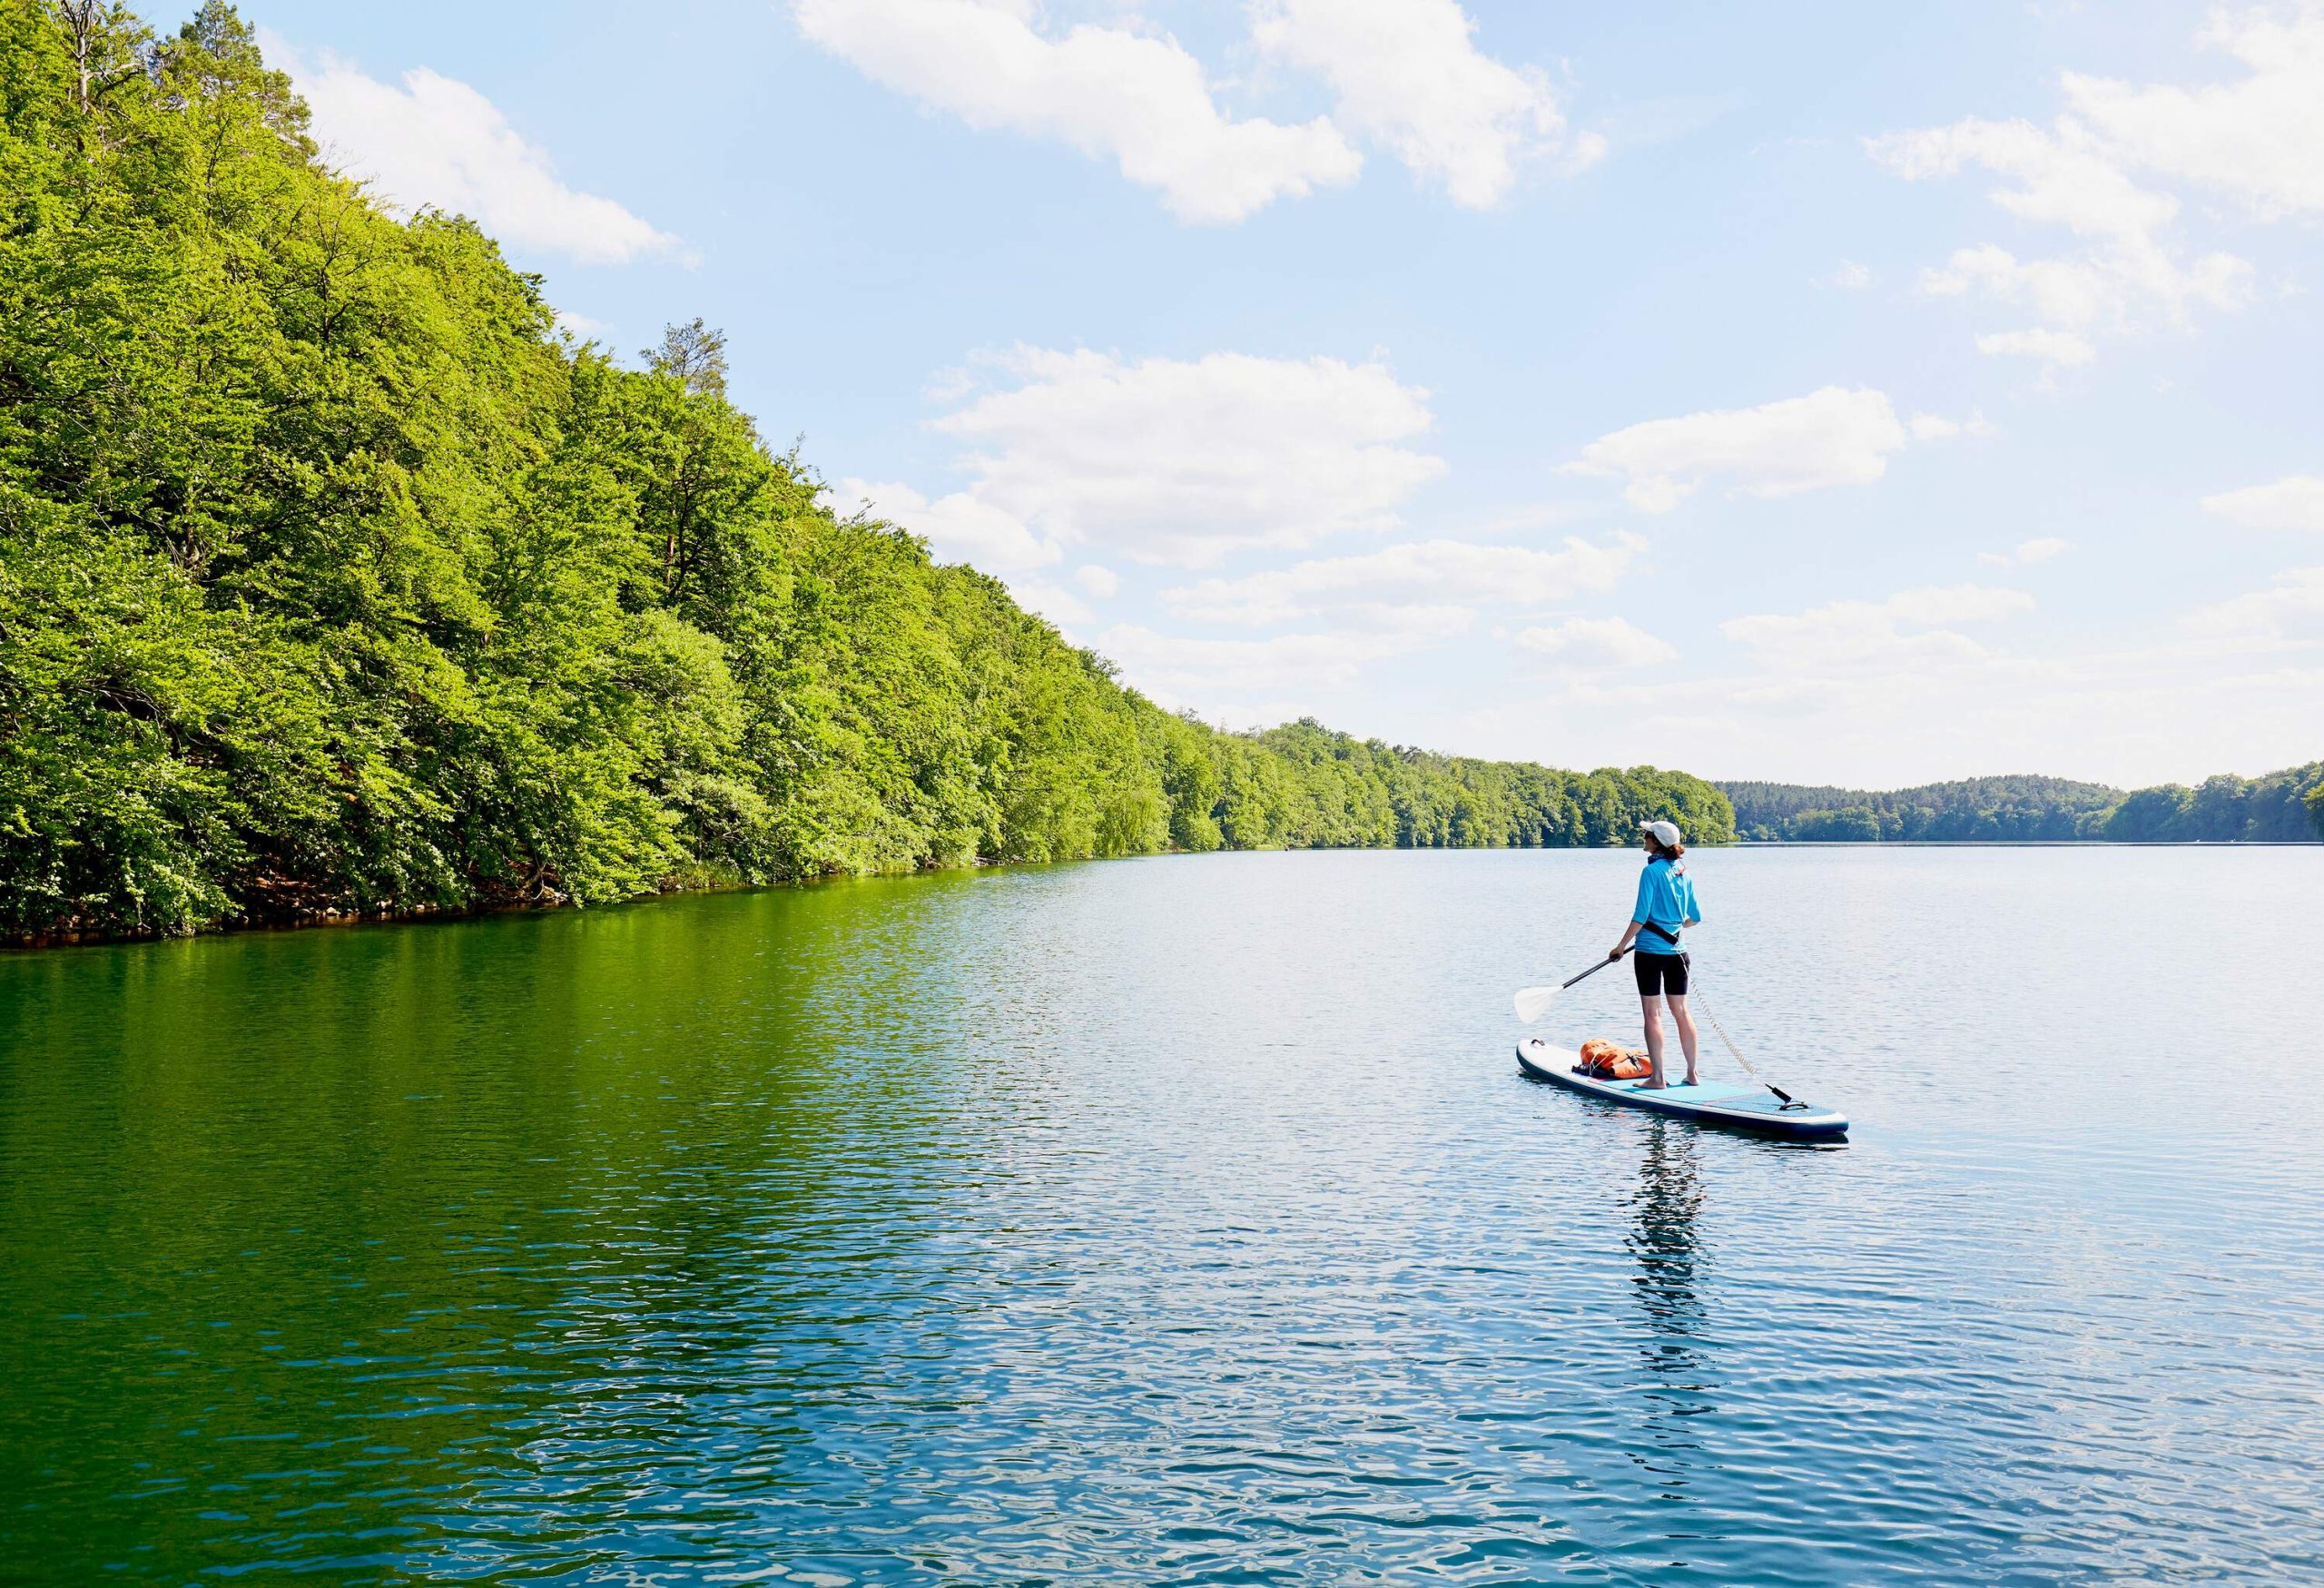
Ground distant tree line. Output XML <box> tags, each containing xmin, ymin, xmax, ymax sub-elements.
<box><xmin>1723</xmin><ymin>767</ymin><xmax>2324</xmax><ymax>843</ymax></box>
<box><xmin>1216</xmin><ymin>724</ymin><xmax>1734</xmax><ymax>853</ymax></box>
<box><xmin>0</xmin><ymin>3</ymin><xmax>1732</xmax><ymax>941</ymax></box>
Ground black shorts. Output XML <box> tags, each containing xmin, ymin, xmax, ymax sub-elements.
<box><xmin>1633</xmin><ymin>952</ymin><xmax>1689</xmax><ymax>997</ymax></box>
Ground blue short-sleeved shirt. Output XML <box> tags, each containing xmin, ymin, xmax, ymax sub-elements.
<box><xmin>1631</xmin><ymin>856</ymin><xmax>1699</xmax><ymax>954</ymax></box>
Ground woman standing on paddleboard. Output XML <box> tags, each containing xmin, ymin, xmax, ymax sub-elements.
<box><xmin>1608</xmin><ymin>820</ymin><xmax>1700</xmax><ymax>1090</ymax></box>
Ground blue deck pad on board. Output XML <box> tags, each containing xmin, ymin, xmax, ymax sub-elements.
<box><xmin>1621</xmin><ymin>1080</ymin><xmax>1757</xmax><ymax>1104</ymax></box>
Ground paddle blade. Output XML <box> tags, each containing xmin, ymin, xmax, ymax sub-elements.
<box><xmin>1512</xmin><ymin>985</ymin><xmax>1559</xmax><ymax>1024</ymax></box>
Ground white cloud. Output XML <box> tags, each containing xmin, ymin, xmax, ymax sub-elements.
<box><xmin>836</xmin><ymin>477</ymin><xmax>1062</xmax><ymax>572</ymax></box>
<box><xmin>2202</xmin><ymin>474</ymin><xmax>2324</xmax><ymax>531</ymax></box>
<box><xmin>1722</xmin><ymin>584</ymin><xmax>2034</xmax><ymax>672</ymax></box>
<box><xmin>1974</xmin><ymin>327</ymin><xmax>2098</xmax><ymax>367</ymax></box>
<box><xmin>790</xmin><ymin>0</ymin><xmax>1605</xmax><ymax>219</ymax></box>
<box><xmin>1924</xmin><ymin>246</ymin><xmax>2106</xmax><ymax>324</ymax></box>
<box><xmin>791</xmin><ymin>0</ymin><xmax>1360</xmax><ymax>224</ymax></box>
<box><xmin>1249</xmin><ymin>0</ymin><xmax>1599</xmax><ymax>208</ymax></box>
<box><xmin>1824</xmin><ymin>259</ymin><xmax>1875</xmax><ymax>290</ymax></box>
<box><xmin>2183</xmin><ymin>565</ymin><xmax>2324</xmax><ymax>640</ymax></box>
<box><xmin>1565</xmin><ymin>386</ymin><xmax>1912</xmax><ymax>513</ymax></box>
<box><xmin>1095</xmin><ymin>529</ymin><xmax>1645</xmax><ymax>715</ymax></box>
<box><xmin>1160</xmin><ymin>533</ymin><xmax>1642</xmax><ymax>625</ymax></box>
<box><xmin>894</xmin><ymin>347</ymin><xmax>1443</xmax><ymax>568</ymax></box>
<box><xmin>1005</xmin><ymin>577</ymin><xmax>1098</xmax><ymax>631</ymax></box>
<box><xmin>265</xmin><ymin>36</ymin><xmax>684</xmax><ymax>265</ymax></box>
<box><xmin>1919</xmin><ymin>243</ymin><xmax>2248</xmax><ymax>340</ymax></box>
<box><xmin>1440</xmin><ymin>565</ymin><xmax>2324</xmax><ymax>790</ymax></box>
<box><xmin>1978</xmin><ymin>536</ymin><xmax>2072</xmax><ymax>567</ymax></box>
<box><xmin>1866</xmin><ymin>8</ymin><xmax>2309</xmax><ymax>363</ymax></box>
<box><xmin>1446</xmin><ymin>626</ymin><xmax>2323</xmax><ymax>789</ymax></box>
<box><xmin>851</xmin><ymin>345</ymin><xmax>1458</xmax><ymax>705</ymax></box>
<box><xmin>2063</xmin><ymin>5</ymin><xmax>2324</xmax><ymax>221</ymax></box>
<box><xmin>822</xmin><ymin>485</ymin><xmax>1097</xmax><ymax>632</ymax></box>
<box><xmin>1869</xmin><ymin>113</ymin><xmax>2176</xmax><ymax>242</ymax></box>
<box><xmin>1514</xmin><ymin>616</ymin><xmax>1676</xmax><ymax>668</ymax></box>
<box><xmin>1906</xmin><ymin>409</ymin><xmax>1996</xmax><ymax>440</ymax></box>
<box><xmin>1096</xmin><ymin>607</ymin><xmax>1470</xmax><ymax>700</ymax></box>
<box><xmin>832</xmin><ymin>478</ymin><xmax>1128</xmax><ymax>637</ymax></box>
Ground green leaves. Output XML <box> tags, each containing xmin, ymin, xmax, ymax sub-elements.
<box><xmin>1724</xmin><ymin>770</ymin><xmax>2324</xmax><ymax>843</ymax></box>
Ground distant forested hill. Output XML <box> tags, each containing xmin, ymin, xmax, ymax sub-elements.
<box><xmin>0</xmin><ymin>3</ymin><xmax>1730</xmax><ymax>941</ymax></box>
<box><xmin>1723</xmin><ymin>767</ymin><xmax>2324</xmax><ymax>843</ymax></box>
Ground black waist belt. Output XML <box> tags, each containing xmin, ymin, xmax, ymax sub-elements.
<box><xmin>1639</xmin><ymin>920</ymin><xmax>1681</xmax><ymax>947</ymax></box>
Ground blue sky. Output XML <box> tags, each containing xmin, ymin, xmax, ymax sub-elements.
<box><xmin>246</xmin><ymin>0</ymin><xmax>2322</xmax><ymax>787</ymax></box>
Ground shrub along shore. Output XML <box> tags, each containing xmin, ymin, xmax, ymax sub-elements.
<box><xmin>0</xmin><ymin>3</ymin><xmax>1734</xmax><ymax>942</ymax></box>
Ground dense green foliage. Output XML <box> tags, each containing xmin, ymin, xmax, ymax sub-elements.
<box><xmin>1722</xmin><ymin>776</ymin><xmax>2120</xmax><ymax>843</ymax></box>
<box><xmin>2082</xmin><ymin>765</ymin><xmax>2324</xmax><ymax>843</ymax></box>
<box><xmin>1215</xmin><ymin>722</ymin><xmax>1733</xmax><ymax>853</ymax></box>
<box><xmin>1726</xmin><ymin>766</ymin><xmax>2324</xmax><ymax>843</ymax></box>
<box><xmin>0</xmin><ymin>3</ymin><xmax>1732</xmax><ymax>939</ymax></box>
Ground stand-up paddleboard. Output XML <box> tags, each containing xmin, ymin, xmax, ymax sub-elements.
<box><xmin>1516</xmin><ymin>1037</ymin><xmax>1847</xmax><ymax>1140</ymax></box>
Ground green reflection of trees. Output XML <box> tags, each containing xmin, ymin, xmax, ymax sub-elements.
<box><xmin>0</xmin><ymin>881</ymin><xmax>978</xmax><ymax>1581</ymax></box>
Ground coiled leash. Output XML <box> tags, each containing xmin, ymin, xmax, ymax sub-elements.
<box><xmin>1686</xmin><ymin>970</ymin><xmax>1806</xmax><ymax>1109</ymax></box>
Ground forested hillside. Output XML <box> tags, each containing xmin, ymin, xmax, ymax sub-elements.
<box><xmin>0</xmin><ymin>2</ymin><xmax>1730</xmax><ymax>941</ymax></box>
<box><xmin>1724</xmin><ymin>766</ymin><xmax>2324</xmax><ymax>843</ymax></box>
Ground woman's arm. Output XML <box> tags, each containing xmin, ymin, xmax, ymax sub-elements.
<box><xmin>1610</xmin><ymin>920</ymin><xmax>1641</xmax><ymax>960</ymax></box>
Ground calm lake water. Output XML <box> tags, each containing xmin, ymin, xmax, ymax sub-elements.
<box><xmin>5</xmin><ymin>847</ymin><xmax>2322</xmax><ymax>1585</ymax></box>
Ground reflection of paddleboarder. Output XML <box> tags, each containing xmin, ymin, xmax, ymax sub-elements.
<box><xmin>1627</xmin><ymin>1118</ymin><xmax>1707</xmax><ymax>1370</ymax></box>
<box><xmin>1607</xmin><ymin>820</ymin><xmax>1701</xmax><ymax>1090</ymax></box>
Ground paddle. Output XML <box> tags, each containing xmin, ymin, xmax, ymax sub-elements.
<box><xmin>1512</xmin><ymin>950</ymin><xmax>1628</xmax><ymax>1024</ymax></box>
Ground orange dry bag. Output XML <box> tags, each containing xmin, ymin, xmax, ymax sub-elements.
<box><xmin>1577</xmin><ymin>1038</ymin><xmax>1652</xmax><ymax>1080</ymax></box>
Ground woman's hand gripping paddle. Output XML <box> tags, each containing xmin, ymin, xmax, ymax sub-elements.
<box><xmin>1513</xmin><ymin>950</ymin><xmax>1629</xmax><ymax>1024</ymax></box>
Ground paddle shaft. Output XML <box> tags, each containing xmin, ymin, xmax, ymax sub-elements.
<box><xmin>1560</xmin><ymin>949</ymin><xmax>1629</xmax><ymax>990</ymax></box>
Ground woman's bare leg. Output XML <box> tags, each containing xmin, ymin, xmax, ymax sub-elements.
<box><xmin>1639</xmin><ymin>995</ymin><xmax>1666</xmax><ymax>1087</ymax></box>
<box><xmin>1666</xmin><ymin>994</ymin><xmax>1700</xmax><ymax>1084</ymax></box>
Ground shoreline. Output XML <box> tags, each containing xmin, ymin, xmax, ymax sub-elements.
<box><xmin>10</xmin><ymin>837</ymin><xmax>2318</xmax><ymax>952</ymax></box>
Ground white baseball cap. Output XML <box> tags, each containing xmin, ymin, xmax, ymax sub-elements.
<box><xmin>1640</xmin><ymin>819</ymin><xmax>1683</xmax><ymax>847</ymax></box>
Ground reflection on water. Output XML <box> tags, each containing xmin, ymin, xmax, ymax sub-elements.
<box><xmin>1628</xmin><ymin>1119</ymin><xmax>1708</xmax><ymax>1366</ymax></box>
<box><xmin>5</xmin><ymin>847</ymin><xmax>2324</xmax><ymax>1584</ymax></box>
<box><xmin>1623</xmin><ymin>1119</ymin><xmax>1709</xmax><ymax>1502</ymax></box>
